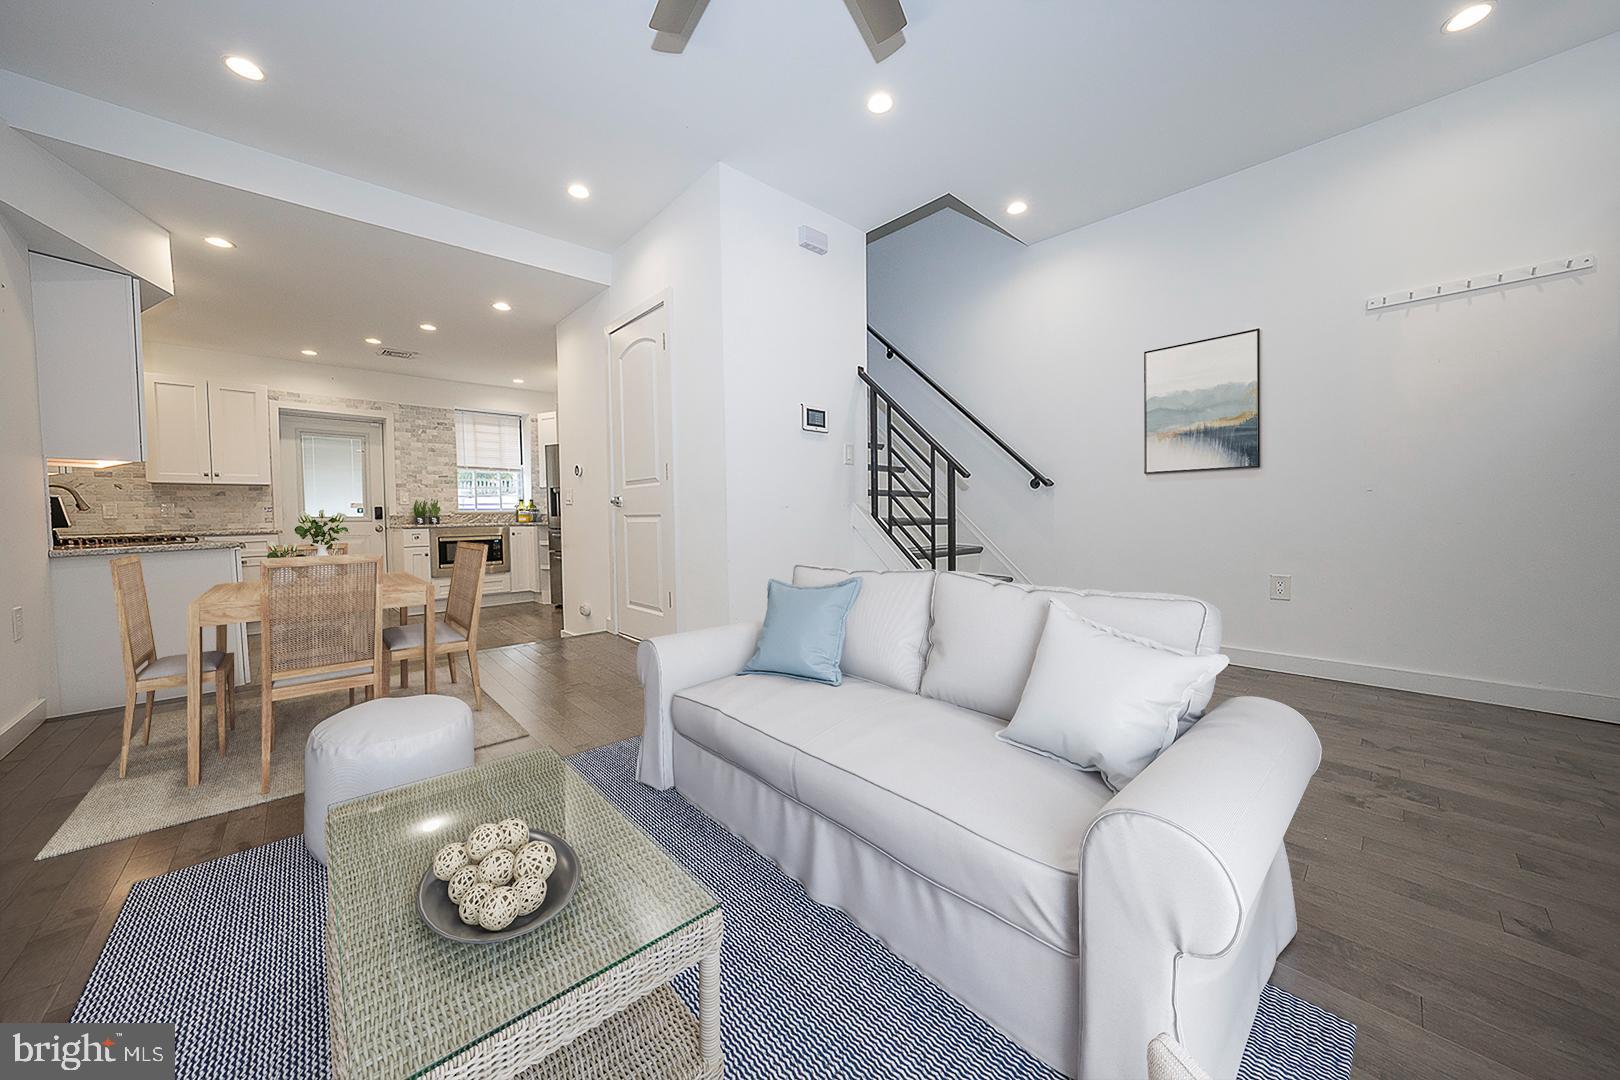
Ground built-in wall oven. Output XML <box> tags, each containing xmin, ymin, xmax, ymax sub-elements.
<box><xmin>431</xmin><ymin>526</ymin><xmax>509</xmax><ymax>578</ymax></box>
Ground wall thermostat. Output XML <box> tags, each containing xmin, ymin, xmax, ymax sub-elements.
<box><xmin>801</xmin><ymin>404</ymin><xmax>828</xmax><ymax>433</ymax></box>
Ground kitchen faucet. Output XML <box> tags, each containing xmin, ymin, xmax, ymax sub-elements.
<box><xmin>49</xmin><ymin>482</ymin><xmax>91</xmax><ymax>511</ymax></box>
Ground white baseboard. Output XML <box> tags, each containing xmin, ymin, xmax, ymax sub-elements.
<box><xmin>0</xmin><ymin>698</ymin><xmax>48</xmax><ymax>760</ymax></box>
<box><xmin>1224</xmin><ymin>646</ymin><xmax>1619</xmax><ymax>725</ymax></box>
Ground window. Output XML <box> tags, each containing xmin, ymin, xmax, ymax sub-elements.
<box><xmin>455</xmin><ymin>410</ymin><xmax>527</xmax><ymax>511</ymax></box>
<box><xmin>299</xmin><ymin>433</ymin><xmax>367</xmax><ymax>517</ymax></box>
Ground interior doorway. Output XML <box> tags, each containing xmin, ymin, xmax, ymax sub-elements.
<box><xmin>608</xmin><ymin>301</ymin><xmax>675</xmax><ymax>640</ymax></box>
<box><xmin>277</xmin><ymin>412</ymin><xmax>387</xmax><ymax>561</ymax></box>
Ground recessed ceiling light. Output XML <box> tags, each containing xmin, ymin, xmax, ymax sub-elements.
<box><xmin>223</xmin><ymin>55</ymin><xmax>265</xmax><ymax>81</ymax></box>
<box><xmin>419</xmin><ymin>323</ymin><xmax>437</xmax><ymax>332</ymax></box>
<box><xmin>364</xmin><ymin>337</ymin><xmax>381</xmax><ymax>345</ymax></box>
<box><xmin>1006</xmin><ymin>200</ymin><xmax>1028</xmax><ymax>216</ymax></box>
<box><xmin>1443</xmin><ymin>3</ymin><xmax>1492</xmax><ymax>32</ymax></box>
<box><xmin>866</xmin><ymin>91</ymin><xmax>895</xmax><ymax>115</ymax></box>
<box><xmin>300</xmin><ymin>349</ymin><xmax>318</xmax><ymax>357</ymax></box>
<box><xmin>204</xmin><ymin>236</ymin><xmax>235</xmax><ymax>249</ymax></box>
<box><xmin>492</xmin><ymin>301</ymin><xmax>512</xmax><ymax>312</ymax></box>
<box><xmin>512</xmin><ymin>378</ymin><xmax>525</xmax><ymax>384</ymax></box>
<box><xmin>567</xmin><ymin>182</ymin><xmax>591</xmax><ymax>200</ymax></box>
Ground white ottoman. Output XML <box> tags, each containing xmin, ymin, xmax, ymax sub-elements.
<box><xmin>303</xmin><ymin>694</ymin><xmax>475</xmax><ymax>865</ymax></box>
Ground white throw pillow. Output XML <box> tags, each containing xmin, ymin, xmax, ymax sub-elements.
<box><xmin>792</xmin><ymin>565</ymin><xmax>935</xmax><ymax>693</ymax></box>
<box><xmin>997</xmin><ymin>601</ymin><xmax>1230</xmax><ymax>791</ymax></box>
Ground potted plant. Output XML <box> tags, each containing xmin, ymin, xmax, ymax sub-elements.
<box><xmin>294</xmin><ymin>510</ymin><xmax>349</xmax><ymax>555</ymax></box>
<box><xmin>266</xmin><ymin>543</ymin><xmax>299</xmax><ymax>559</ymax></box>
<box><xmin>428</xmin><ymin>499</ymin><xmax>441</xmax><ymax>525</ymax></box>
<box><xmin>412</xmin><ymin>499</ymin><xmax>429</xmax><ymax>525</ymax></box>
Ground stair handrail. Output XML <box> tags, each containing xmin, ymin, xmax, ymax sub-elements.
<box><xmin>857</xmin><ymin>368</ymin><xmax>970</xmax><ymax>477</ymax></box>
<box><xmin>867</xmin><ymin>325</ymin><xmax>1054</xmax><ymax>489</ymax></box>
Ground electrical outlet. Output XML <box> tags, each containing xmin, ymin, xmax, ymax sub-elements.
<box><xmin>102</xmin><ymin>502</ymin><xmax>118</xmax><ymax>520</ymax></box>
<box><xmin>11</xmin><ymin>606</ymin><xmax>22</xmax><ymax>643</ymax></box>
<box><xmin>1269</xmin><ymin>574</ymin><xmax>1293</xmax><ymax>601</ymax></box>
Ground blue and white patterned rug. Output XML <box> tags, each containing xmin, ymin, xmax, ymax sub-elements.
<box><xmin>76</xmin><ymin>738</ymin><xmax>1354</xmax><ymax>1079</ymax></box>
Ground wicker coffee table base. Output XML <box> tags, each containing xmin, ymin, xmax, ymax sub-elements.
<box><xmin>330</xmin><ymin>908</ymin><xmax>723</xmax><ymax>1079</ymax></box>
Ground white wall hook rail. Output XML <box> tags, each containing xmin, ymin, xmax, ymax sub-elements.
<box><xmin>1366</xmin><ymin>253</ymin><xmax>1595</xmax><ymax>311</ymax></box>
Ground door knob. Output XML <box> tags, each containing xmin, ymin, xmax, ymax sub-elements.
<box><xmin>610</xmin><ymin>496</ymin><xmax>624</xmax><ymax>507</ymax></box>
<box><xmin>374</xmin><ymin>524</ymin><xmax>385</xmax><ymax>532</ymax></box>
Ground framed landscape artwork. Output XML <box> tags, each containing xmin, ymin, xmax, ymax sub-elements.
<box><xmin>1144</xmin><ymin>328</ymin><xmax>1260</xmax><ymax>474</ymax></box>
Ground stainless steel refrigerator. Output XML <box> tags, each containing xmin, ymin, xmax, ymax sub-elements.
<box><xmin>544</xmin><ymin>443</ymin><xmax>562</xmax><ymax>609</ymax></box>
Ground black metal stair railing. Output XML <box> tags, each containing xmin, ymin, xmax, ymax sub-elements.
<box><xmin>868</xmin><ymin>325</ymin><xmax>1054</xmax><ymax>490</ymax></box>
<box><xmin>858</xmin><ymin>367</ymin><xmax>969</xmax><ymax>570</ymax></box>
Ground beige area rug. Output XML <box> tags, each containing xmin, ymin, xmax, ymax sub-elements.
<box><xmin>37</xmin><ymin>680</ymin><xmax>529</xmax><ymax>860</ymax></box>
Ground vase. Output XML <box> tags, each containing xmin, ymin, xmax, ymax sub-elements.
<box><xmin>315</xmin><ymin>543</ymin><xmax>330</xmax><ymax>556</ymax></box>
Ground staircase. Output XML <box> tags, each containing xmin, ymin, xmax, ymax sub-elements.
<box><xmin>861</xmin><ymin>326</ymin><xmax>1053</xmax><ymax>578</ymax></box>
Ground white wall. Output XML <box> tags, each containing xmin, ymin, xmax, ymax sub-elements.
<box><xmin>717</xmin><ymin>167</ymin><xmax>867</xmax><ymax>622</ymax></box>
<box><xmin>867</xmin><ymin>34</ymin><xmax>1620</xmax><ymax>720</ymax></box>
<box><xmin>143</xmin><ymin>341</ymin><xmax>556</xmax><ymax>415</ymax></box>
<box><xmin>555</xmin><ymin>164</ymin><xmax>866</xmax><ymax>635</ymax></box>
<box><xmin>556</xmin><ymin>167</ymin><xmax>725</xmax><ymax>636</ymax></box>
<box><xmin>0</xmin><ymin>118</ymin><xmax>173</xmax><ymax>296</ymax></box>
<box><xmin>0</xmin><ymin>213</ymin><xmax>59</xmax><ymax>752</ymax></box>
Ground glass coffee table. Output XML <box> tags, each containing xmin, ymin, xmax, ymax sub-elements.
<box><xmin>324</xmin><ymin>748</ymin><xmax>723</xmax><ymax>1079</ymax></box>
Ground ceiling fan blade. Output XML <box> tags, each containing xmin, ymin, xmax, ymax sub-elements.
<box><xmin>851</xmin><ymin>0</ymin><xmax>907</xmax><ymax>43</ymax></box>
<box><xmin>650</xmin><ymin>0</ymin><xmax>704</xmax><ymax>35</ymax></box>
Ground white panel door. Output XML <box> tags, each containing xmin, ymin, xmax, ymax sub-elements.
<box><xmin>144</xmin><ymin>374</ymin><xmax>212</xmax><ymax>484</ymax></box>
<box><xmin>206</xmin><ymin>382</ymin><xmax>272</xmax><ymax>484</ymax></box>
<box><xmin>609</xmin><ymin>304</ymin><xmax>674</xmax><ymax>640</ymax></box>
<box><xmin>278</xmin><ymin>413</ymin><xmax>389</xmax><ymax>561</ymax></box>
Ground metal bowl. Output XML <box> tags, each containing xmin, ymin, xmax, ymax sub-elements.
<box><xmin>417</xmin><ymin>829</ymin><xmax>580</xmax><ymax>944</ymax></box>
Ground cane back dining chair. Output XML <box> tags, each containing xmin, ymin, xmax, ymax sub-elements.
<box><xmin>383</xmin><ymin>541</ymin><xmax>487</xmax><ymax>707</ymax></box>
<box><xmin>259</xmin><ymin>554</ymin><xmax>385</xmax><ymax>793</ymax></box>
<box><xmin>109</xmin><ymin>555</ymin><xmax>236</xmax><ymax>778</ymax></box>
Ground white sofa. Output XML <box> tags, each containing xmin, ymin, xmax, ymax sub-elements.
<box><xmin>637</xmin><ymin>568</ymin><xmax>1320</xmax><ymax>1079</ymax></box>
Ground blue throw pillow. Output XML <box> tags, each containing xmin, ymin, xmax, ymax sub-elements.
<box><xmin>740</xmin><ymin>577</ymin><xmax>863</xmax><ymax>685</ymax></box>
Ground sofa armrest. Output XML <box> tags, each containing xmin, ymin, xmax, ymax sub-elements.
<box><xmin>1078</xmin><ymin>696</ymin><xmax>1320</xmax><ymax>1079</ymax></box>
<box><xmin>635</xmin><ymin>622</ymin><xmax>760</xmax><ymax>789</ymax></box>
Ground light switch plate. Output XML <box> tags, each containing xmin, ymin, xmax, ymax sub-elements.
<box><xmin>11</xmin><ymin>606</ymin><xmax>22</xmax><ymax>643</ymax></box>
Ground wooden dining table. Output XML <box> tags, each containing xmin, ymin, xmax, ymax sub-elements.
<box><xmin>184</xmin><ymin>569</ymin><xmax>437</xmax><ymax>787</ymax></box>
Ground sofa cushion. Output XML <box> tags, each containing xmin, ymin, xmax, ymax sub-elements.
<box><xmin>741</xmin><ymin>577</ymin><xmax>863</xmax><ymax>685</ymax></box>
<box><xmin>671</xmin><ymin>673</ymin><xmax>1112</xmax><ymax>953</ymax></box>
<box><xmin>921</xmin><ymin>572</ymin><xmax>1223</xmax><ymax>725</ymax></box>
<box><xmin>998</xmin><ymin>601</ymin><xmax>1230</xmax><ymax>790</ymax></box>
<box><xmin>793</xmin><ymin>565</ymin><xmax>935</xmax><ymax>693</ymax></box>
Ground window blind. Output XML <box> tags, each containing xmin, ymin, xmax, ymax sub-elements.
<box><xmin>455</xmin><ymin>410</ymin><xmax>525</xmax><ymax>469</ymax></box>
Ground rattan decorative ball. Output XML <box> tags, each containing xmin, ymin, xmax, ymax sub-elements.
<box><xmin>433</xmin><ymin>842</ymin><xmax>470</xmax><ymax>881</ymax></box>
<box><xmin>512</xmin><ymin>874</ymin><xmax>548</xmax><ymax>916</ymax></box>
<box><xmin>514</xmin><ymin>839</ymin><xmax>557</xmax><ymax>882</ymax></box>
<box><xmin>479</xmin><ymin>887</ymin><xmax>519</xmax><ymax>931</ymax></box>
<box><xmin>477</xmin><ymin>848</ymin><xmax>515</xmax><ymax>886</ymax></box>
<box><xmin>461</xmin><ymin>881</ymin><xmax>493</xmax><ymax>914</ymax></box>
<box><xmin>447</xmin><ymin>866</ymin><xmax>481</xmax><ymax>904</ymax></box>
<box><xmin>497</xmin><ymin>818</ymin><xmax>529</xmax><ymax>851</ymax></box>
<box><xmin>458</xmin><ymin>901</ymin><xmax>483</xmax><ymax>926</ymax></box>
<box><xmin>466</xmin><ymin>823</ymin><xmax>504</xmax><ymax>862</ymax></box>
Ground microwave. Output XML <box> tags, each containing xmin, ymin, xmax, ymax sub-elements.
<box><xmin>430</xmin><ymin>526</ymin><xmax>509</xmax><ymax>578</ymax></box>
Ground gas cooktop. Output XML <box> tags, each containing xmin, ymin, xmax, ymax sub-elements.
<box><xmin>54</xmin><ymin>533</ymin><xmax>202</xmax><ymax>549</ymax></box>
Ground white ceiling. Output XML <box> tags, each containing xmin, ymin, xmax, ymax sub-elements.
<box><xmin>37</xmin><ymin>140</ymin><xmax>602</xmax><ymax>393</ymax></box>
<box><xmin>2</xmin><ymin>2</ymin><xmax>1617</xmax><ymax>249</ymax></box>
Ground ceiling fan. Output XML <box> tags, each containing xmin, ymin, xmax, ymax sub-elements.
<box><xmin>649</xmin><ymin>0</ymin><xmax>907</xmax><ymax>56</ymax></box>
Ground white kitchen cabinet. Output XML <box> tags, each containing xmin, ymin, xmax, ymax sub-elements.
<box><xmin>509</xmin><ymin>526</ymin><xmax>539</xmax><ymax>593</ymax></box>
<box><xmin>406</xmin><ymin>546</ymin><xmax>432</xmax><ymax>581</ymax></box>
<box><xmin>144</xmin><ymin>374</ymin><xmax>271</xmax><ymax>484</ymax></box>
<box><xmin>31</xmin><ymin>253</ymin><xmax>146</xmax><ymax>466</ymax></box>
<box><xmin>207</xmin><ymin>382</ymin><xmax>273</xmax><ymax>483</ymax></box>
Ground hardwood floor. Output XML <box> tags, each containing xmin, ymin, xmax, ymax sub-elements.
<box><xmin>2</xmin><ymin>606</ymin><xmax>1617</xmax><ymax>1080</ymax></box>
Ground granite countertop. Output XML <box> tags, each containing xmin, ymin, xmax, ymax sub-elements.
<box><xmin>49</xmin><ymin>540</ymin><xmax>247</xmax><ymax>559</ymax></box>
<box><xmin>196</xmin><ymin>527</ymin><xmax>283</xmax><ymax>536</ymax></box>
<box><xmin>388</xmin><ymin>518</ymin><xmax>549</xmax><ymax>528</ymax></box>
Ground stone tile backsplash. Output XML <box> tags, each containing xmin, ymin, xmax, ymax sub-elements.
<box><xmin>50</xmin><ymin>387</ymin><xmax>544</xmax><ymax>536</ymax></box>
